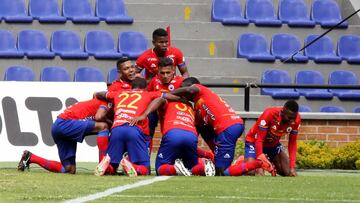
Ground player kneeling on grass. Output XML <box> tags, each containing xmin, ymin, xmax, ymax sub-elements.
<box><xmin>240</xmin><ymin>100</ymin><xmax>300</xmax><ymax>176</ymax></box>
<box><xmin>18</xmin><ymin>98</ymin><xmax>111</xmax><ymax>174</ymax></box>
<box><xmin>130</xmin><ymin>97</ymin><xmax>215</xmax><ymax>176</ymax></box>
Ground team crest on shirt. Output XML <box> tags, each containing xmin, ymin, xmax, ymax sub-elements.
<box><xmin>260</xmin><ymin>120</ymin><xmax>266</xmax><ymax>126</ymax></box>
<box><xmin>287</xmin><ymin>127</ymin><xmax>292</xmax><ymax>132</ymax></box>
<box><xmin>168</xmin><ymin>84</ymin><xmax>175</xmax><ymax>91</ymax></box>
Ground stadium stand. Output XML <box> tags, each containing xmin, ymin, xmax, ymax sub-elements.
<box><xmin>17</xmin><ymin>30</ymin><xmax>55</xmax><ymax>59</ymax></box>
<box><xmin>4</xmin><ymin>66</ymin><xmax>35</xmax><ymax>81</ymax></box>
<box><xmin>62</xmin><ymin>0</ymin><xmax>100</xmax><ymax>23</ymax></box>
<box><xmin>299</xmin><ymin>105</ymin><xmax>312</xmax><ymax>112</ymax></box>
<box><xmin>295</xmin><ymin>70</ymin><xmax>333</xmax><ymax>100</ymax></box>
<box><xmin>107</xmin><ymin>67</ymin><xmax>117</xmax><ymax>84</ymax></box>
<box><xmin>320</xmin><ymin>105</ymin><xmax>346</xmax><ymax>113</ymax></box>
<box><xmin>304</xmin><ymin>35</ymin><xmax>342</xmax><ymax>63</ymax></box>
<box><xmin>40</xmin><ymin>66</ymin><xmax>71</xmax><ymax>82</ymax></box>
<box><xmin>29</xmin><ymin>0</ymin><xmax>66</xmax><ymax>23</ymax></box>
<box><xmin>0</xmin><ymin>0</ymin><xmax>32</xmax><ymax>23</ymax></box>
<box><xmin>261</xmin><ymin>69</ymin><xmax>300</xmax><ymax>99</ymax></box>
<box><xmin>118</xmin><ymin>31</ymin><xmax>148</xmax><ymax>59</ymax></box>
<box><xmin>85</xmin><ymin>30</ymin><xmax>122</xmax><ymax>59</ymax></box>
<box><xmin>337</xmin><ymin>35</ymin><xmax>360</xmax><ymax>63</ymax></box>
<box><xmin>51</xmin><ymin>30</ymin><xmax>89</xmax><ymax>59</ymax></box>
<box><xmin>95</xmin><ymin>0</ymin><xmax>133</xmax><ymax>24</ymax></box>
<box><xmin>353</xmin><ymin>106</ymin><xmax>360</xmax><ymax>113</ymax></box>
<box><xmin>311</xmin><ymin>0</ymin><xmax>348</xmax><ymax>28</ymax></box>
<box><xmin>328</xmin><ymin>70</ymin><xmax>360</xmax><ymax>100</ymax></box>
<box><xmin>245</xmin><ymin>0</ymin><xmax>281</xmax><ymax>26</ymax></box>
<box><xmin>0</xmin><ymin>29</ymin><xmax>24</xmax><ymax>58</ymax></box>
<box><xmin>278</xmin><ymin>0</ymin><xmax>315</xmax><ymax>27</ymax></box>
<box><xmin>74</xmin><ymin>66</ymin><xmax>105</xmax><ymax>82</ymax></box>
<box><xmin>271</xmin><ymin>33</ymin><xmax>308</xmax><ymax>63</ymax></box>
<box><xmin>237</xmin><ymin>33</ymin><xmax>276</xmax><ymax>62</ymax></box>
<box><xmin>211</xmin><ymin>0</ymin><xmax>249</xmax><ymax>25</ymax></box>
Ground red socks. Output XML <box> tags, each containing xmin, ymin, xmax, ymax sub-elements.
<box><xmin>197</xmin><ymin>148</ymin><xmax>215</xmax><ymax>162</ymax></box>
<box><xmin>30</xmin><ymin>154</ymin><xmax>65</xmax><ymax>173</ymax></box>
<box><xmin>97</xmin><ymin>130</ymin><xmax>109</xmax><ymax>162</ymax></box>
<box><xmin>226</xmin><ymin>160</ymin><xmax>262</xmax><ymax>176</ymax></box>
<box><xmin>191</xmin><ymin>158</ymin><xmax>205</xmax><ymax>176</ymax></box>
<box><xmin>157</xmin><ymin>164</ymin><xmax>177</xmax><ymax>176</ymax></box>
<box><xmin>132</xmin><ymin>163</ymin><xmax>149</xmax><ymax>175</ymax></box>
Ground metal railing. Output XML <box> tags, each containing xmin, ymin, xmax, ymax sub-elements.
<box><xmin>203</xmin><ymin>83</ymin><xmax>360</xmax><ymax>111</ymax></box>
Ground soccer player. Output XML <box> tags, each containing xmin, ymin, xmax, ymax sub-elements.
<box><xmin>244</xmin><ymin>100</ymin><xmax>300</xmax><ymax>176</ymax></box>
<box><xmin>94</xmin><ymin>78</ymin><xmax>182</xmax><ymax>176</ymax></box>
<box><xmin>130</xmin><ymin>98</ymin><xmax>215</xmax><ymax>176</ymax></box>
<box><xmin>18</xmin><ymin>98</ymin><xmax>111</xmax><ymax>174</ymax></box>
<box><xmin>108</xmin><ymin>57</ymin><xmax>136</xmax><ymax>91</ymax></box>
<box><xmin>170</xmin><ymin>77</ymin><xmax>244</xmax><ymax>176</ymax></box>
<box><xmin>135</xmin><ymin>28</ymin><xmax>189</xmax><ymax>81</ymax></box>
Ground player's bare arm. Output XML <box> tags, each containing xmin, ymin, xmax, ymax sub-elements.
<box><xmin>179</xmin><ymin>65</ymin><xmax>190</xmax><ymax>78</ymax></box>
<box><xmin>93</xmin><ymin>91</ymin><xmax>108</xmax><ymax>101</ymax></box>
<box><xmin>170</xmin><ymin>85</ymin><xmax>199</xmax><ymax>100</ymax></box>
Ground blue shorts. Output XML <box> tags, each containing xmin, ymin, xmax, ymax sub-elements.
<box><xmin>244</xmin><ymin>141</ymin><xmax>284</xmax><ymax>161</ymax></box>
<box><xmin>51</xmin><ymin>118</ymin><xmax>95</xmax><ymax>167</ymax></box>
<box><xmin>107</xmin><ymin>124</ymin><xmax>151</xmax><ymax>167</ymax></box>
<box><xmin>155</xmin><ymin>129</ymin><xmax>198</xmax><ymax>174</ymax></box>
<box><xmin>148</xmin><ymin>112</ymin><xmax>159</xmax><ymax>136</ymax></box>
<box><xmin>214</xmin><ymin>123</ymin><xmax>244</xmax><ymax>169</ymax></box>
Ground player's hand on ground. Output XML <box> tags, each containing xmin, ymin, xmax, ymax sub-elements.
<box><xmin>255</xmin><ymin>168</ymin><xmax>265</xmax><ymax>176</ymax></box>
<box><xmin>129</xmin><ymin>115</ymin><xmax>146</xmax><ymax>126</ymax></box>
<box><xmin>290</xmin><ymin>167</ymin><xmax>297</xmax><ymax>177</ymax></box>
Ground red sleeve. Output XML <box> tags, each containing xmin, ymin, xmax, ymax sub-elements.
<box><xmin>147</xmin><ymin>78</ymin><xmax>156</xmax><ymax>91</ymax></box>
<box><xmin>135</xmin><ymin>54</ymin><xmax>146</xmax><ymax>70</ymax></box>
<box><xmin>173</xmin><ymin>48</ymin><xmax>185</xmax><ymax>67</ymax></box>
<box><xmin>149</xmin><ymin>91</ymin><xmax>162</xmax><ymax>100</ymax></box>
<box><xmin>255</xmin><ymin>129</ymin><xmax>267</xmax><ymax>157</ymax></box>
<box><xmin>254</xmin><ymin>110</ymin><xmax>272</xmax><ymax>157</ymax></box>
<box><xmin>106</xmin><ymin>91</ymin><xmax>116</xmax><ymax>101</ymax></box>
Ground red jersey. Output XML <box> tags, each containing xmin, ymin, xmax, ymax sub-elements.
<box><xmin>245</xmin><ymin>107</ymin><xmax>301</xmax><ymax>168</ymax></box>
<box><xmin>135</xmin><ymin>47</ymin><xmax>186</xmax><ymax>79</ymax></box>
<box><xmin>193</xmin><ymin>84</ymin><xmax>243</xmax><ymax>135</ymax></box>
<box><xmin>107</xmin><ymin>79</ymin><xmax>132</xmax><ymax>92</ymax></box>
<box><xmin>106</xmin><ymin>90</ymin><xmax>161</xmax><ymax>135</ymax></box>
<box><xmin>159</xmin><ymin>101</ymin><xmax>197</xmax><ymax>135</ymax></box>
<box><xmin>147</xmin><ymin>75</ymin><xmax>184</xmax><ymax>92</ymax></box>
<box><xmin>58</xmin><ymin>98</ymin><xmax>110</xmax><ymax>120</ymax></box>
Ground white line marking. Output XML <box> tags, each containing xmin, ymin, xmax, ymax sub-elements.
<box><xmin>63</xmin><ymin>176</ymin><xmax>172</xmax><ymax>203</ymax></box>
<box><xmin>111</xmin><ymin>194</ymin><xmax>360</xmax><ymax>202</ymax></box>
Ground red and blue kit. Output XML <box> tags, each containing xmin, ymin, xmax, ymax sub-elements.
<box><xmin>245</xmin><ymin>107</ymin><xmax>301</xmax><ymax>168</ymax></box>
<box><xmin>136</xmin><ymin>47</ymin><xmax>186</xmax><ymax>79</ymax></box>
<box><xmin>107</xmin><ymin>79</ymin><xmax>132</xmax><ymax>92</ymax></box>
<box><xmin>58</xmin><ymin>98</ymin><xmax>110</xmax><ymax>120</ymax></box>
<box><xmin>147</xmin><ymin>75</ymin><xmax>184</xmax><ymax>92</ymax></box>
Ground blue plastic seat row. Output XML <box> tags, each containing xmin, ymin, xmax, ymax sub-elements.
<box><xmin>261</xmin><ymin>69</ymin><xmax>360</xmax><ymax>100</ymax></box>
<box><xmin>238</xmin><ymin>33</ymin><xmax>360</xmax><ymax>64</ymax></box>
<box><xmin>212</xmin><ymin>0</ymin><xmax>347</xmax><ymax>28</ymax></box>
<box><xmin>0</xmin><ymin>29</ymin><xmax>147</xmax><ymax>59</ymax></box>
<box><xmin>299</xmin><ymin>105</ymin><xmax>360</xmax><ymax>113</ymax></box>
<box><xmin>3</xmin><ymin>66</ymin><xmax>119</xmax><ymax>84</ymax></box>
<box><xmin>0</xmin><ymin>0</ymin><xmax>132</xmax><ymax>24</ymax></box>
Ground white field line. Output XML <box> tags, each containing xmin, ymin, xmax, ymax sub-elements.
<box><xmin>112</xmin><ymin>194</ymin><xmax>360</xmax><ymax>202</ymax></box>
<box><xmin>63</xmin><ymin>176</ymin><xmax>172</xmax><ymax>203</ymax></box>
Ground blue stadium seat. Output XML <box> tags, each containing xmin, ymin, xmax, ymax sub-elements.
<box><xmin>40</xmin><ymin>66</ymin><xmax>71</xmax><ymax>81</ymax></box>
<box><xmin>295</xmin><ymin>70</ymin><xmax>333</xmax><ymax>99</ymax></box>
<box><xmin>278</xmin><ymin>0</ymin><xmax>315</xmax><ymax>27</ymax></box>
<box><xmin>4</xmin><ymin>66</ymin><xmax>35</xmax><ymax>81</ymax></box>
<box><xmin>304</xmin><ymin>35</ymin><xmax>342</xmax><ymax>63</ymax></box>
<box><xmin>85</xmin><ymin>30</ymin><xmax>122</xmax><ymax>59</ymax></box>
<box><xmin>245</xmin><ymin>0</ymin><xmax>281</xmax><ymax>26</ymax></box>
<box><xmin>271</xmin><ymin>33</ymin><xmax>308</xmax><ymax>63</ymax></box>
<box><xmin>311</xmin><ymin>0</ymin><xmax>348</xmax><ymax>28</ymax></box>
<box><xmin>211</xmin><ymin>0</ymin><xmax>249</xmax><ymax>25</ymax></box>
<box><xmin>337</xmin><ymin>35</ymin><xmax>360</xmax><ymax>64</ymax></box>
<box><xmin>96</xmin><ymin>0</ymin><xmax>133</xmax><ymax>24</ymax></box>
<box><xmin>320</xmin><ymin>105</ymin><xmax>345</xmax><ymax>113</ymax></box>
<box><xmin>107</xmin><ymin>67</ymin><xmax>118</xmax><ymax>84</ymax></box>
<box><xmin>0</xmin><ymin>29</ymin><xmax>24</xmax><ymax>58</ymax></box>
<box><xmin>29</xmin><ymin>0</ymin><xmax>66</xmax><ymax>23</ymax></box>
<box><xmin>328</xmin><ymin>70</ymin><xmax>360</xmax><ymax>100</ymax></box>
<box><xmin>119</xmin><ymin>32</ymin><xmax>148</xmax><ymax>59</ymax></box>
<box><xmin>74</xmin><ymin>67</ymin><xmax>105</xmax><ymax>82</ymax></box>
<box><xmin>353</xmin><ymin>106</ymin><xmax>360</xmax><ymax>113</ymax></box>
<box><xmin>299</xmin><ymin>105</ymin><xmax>312</xmax><ymax>112</ymax></box>
<box><xmin>237</xmin><ymin>33</ymin><xmax>275</xmax><ymax>62</ymax></box>
<box><xmin>62</xmin><ymin>0</ymin><xmax>100</xmax><ymax>23</ymax></box>
<box><xmin>51</xmin><ymin>30</ymin><xmax>88</xmax><ymax>59</ymax></box>
<box><xmin>17</xmin><ymin>30</ymin><xmax>55</xmax><ymax>59</ymax></box>
<box><xmin>261</xmin><ymin>69</ymin><xmax>300</xmax><ymax>99</ymax></box>
<box><xmin>0</xmin><ymin>0</ymin><xmax>32</xmax><ymax>23</ymax></box>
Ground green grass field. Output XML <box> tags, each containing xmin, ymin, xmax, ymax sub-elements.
<box><xmin>1</xmin><ymin>162</ymin><xmax>359</xmax><ymax>203</ymax></box>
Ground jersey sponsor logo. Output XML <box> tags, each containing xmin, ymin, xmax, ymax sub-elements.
<box><xmin>202</xmin><ymin>104</ymin><xmax>215</xmax><ymax>121</ymax></box>
<box><xmin>147</xmin><ymin>58</ymin><xmax>157</xmax><ymax>62</ymax></box>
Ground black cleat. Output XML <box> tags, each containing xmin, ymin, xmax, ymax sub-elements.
<box><xmin>18</xmin><ymin>150</ymin><xmax>32</xmax><ymax>171</ymax></box>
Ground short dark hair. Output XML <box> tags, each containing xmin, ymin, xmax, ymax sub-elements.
<box><xmin>158</xmin><ymin>57</ymin><xmax>174</xmax><ymax>68</ymax></box>
<box><xmin>284</xmin><ymin>100</ymin><xmax>299</xmax><ymax>113</ymax></box>
<box><xmin>181</xmin><ymin>77</ymin><xmax>200</xmax><ymax>87</ymax></box>
<box><xmin>152</xmin><ymin>28</ymin><xmax>168</xmax><ymax>40</ymax></box>
<box><xmin>116</xmin><ymin>57</ymin><xmax>131</xmax><ymax>69</ymax></box>
<box><xmin>131</xmin><ymin>78</ymin><xmax>147</xmax><ymax>89</ymax></box>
